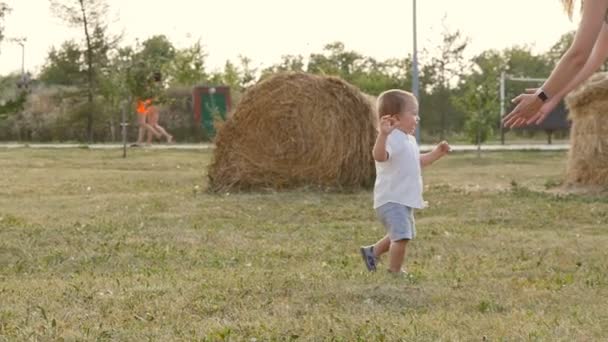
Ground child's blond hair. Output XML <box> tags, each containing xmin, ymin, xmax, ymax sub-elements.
<box><xmin>376</xmin><ymin>90</ymin><xmax>418</xmax><ymax>119</ymax></box>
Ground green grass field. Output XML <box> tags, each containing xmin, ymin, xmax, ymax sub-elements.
<box><xmin>1</xmin><ymin>149</ymin><xmax>607</xmax><ymax>341</ymax></box>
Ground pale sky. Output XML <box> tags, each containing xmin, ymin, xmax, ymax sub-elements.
<box><xmin>0</xmin><ymin>0</ymin><xmax>579</xmax><ymax>76</ymax></box>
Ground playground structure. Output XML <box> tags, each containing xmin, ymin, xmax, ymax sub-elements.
<box><xmin>193</xmin><ymin>86</ymin><xmax>232</xmax><ymax>138</ymax></box>
<box><xmin>499</xmin><ymin>72</ymin><xmax>571</xmax><ymax>145</ymax></box>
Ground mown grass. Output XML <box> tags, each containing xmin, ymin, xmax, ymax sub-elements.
<box><xmin>0</xmin><ymin>148</ymin><xmax>607</xmax><ymax>341</ymax></box>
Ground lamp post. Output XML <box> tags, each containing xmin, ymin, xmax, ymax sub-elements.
<box><xmin>9</xmin><ymin>37</ymin><xmax>26</xmax><ymax>86</ymax></box>
<box><xmin>412</xmin><ymin>0</ymin><xmax>420</xmax><ymax>143</ymax></box>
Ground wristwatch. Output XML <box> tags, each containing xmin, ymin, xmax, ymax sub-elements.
<box><xmin>537</xmin><ymin>89</ymin><xmax>549</xmax><ymax>102</ymax></box>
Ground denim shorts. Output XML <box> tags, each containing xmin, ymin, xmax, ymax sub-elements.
<box><xmin>375</xmin><ymin>202</ymin><xmax>416</xmax><ymax>241</ymax></box>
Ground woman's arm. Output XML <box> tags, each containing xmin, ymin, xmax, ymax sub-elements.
<box><xmin>542</xmin><ymin>0</ymin><xmax>608</xmax><ymax>96</ymax></box>
<box><xmin>504</xmin><ymin>0</ymin><xmax>608</xmax><ymax>127</ymax></box>
<box><xmin>526</xmin><ymin>24</ymin><xmax>608</xmax><ymax>125</ymax></box>
<box><xmin>557</xmin><ymin>25</ymin><xmax>608</xmax><ymax>96</ymax></box>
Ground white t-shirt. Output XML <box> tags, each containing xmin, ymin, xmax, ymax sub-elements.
<box><xmin>373</xmin><ymin>129</ymin><xmax>424</xmax><ymax>209</ymax></box>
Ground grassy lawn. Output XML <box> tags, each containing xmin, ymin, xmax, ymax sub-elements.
<box><xmin>0</xmin><ymin>148</ymin><xmax>607</xmax><ymax>341</ymax></box>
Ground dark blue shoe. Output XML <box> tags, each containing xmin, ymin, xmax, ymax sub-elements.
<box><xmin>360</xmin><ymin>246</ymin><xmax>377</xmax><ymax>272</ymax></box>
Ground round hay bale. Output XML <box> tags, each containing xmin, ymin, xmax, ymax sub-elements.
<box><xmin>208</xmin><ymin>72</ymin><xmax>377</xmax><ymax>191</ymax></box>
<box><xmin>363</xmin><ymin>93</ymin><xmax>378</xmax><ymax>129</ymax></box>
<box><xmin>564</xmin><ymin>72</ymin><xmax>608</xmax><ymax>186</ymax></box>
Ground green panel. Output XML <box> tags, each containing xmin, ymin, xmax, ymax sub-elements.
<box><xmin>201</xmin><ymin>92</ymin><xmax>227</xmax><ymax>137</ymax></box>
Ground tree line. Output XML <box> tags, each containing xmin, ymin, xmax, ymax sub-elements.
<box><xmin>0</xmin><ymin>1</ymin><xmax>582</xmax><ymax>143</ymax></box>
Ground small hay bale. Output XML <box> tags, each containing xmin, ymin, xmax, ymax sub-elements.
<box><xmin>208</xmin><ymin>72</ymin><xmax>376</xmax><ymax>191</ymax></box>
<box><xmin>564</xmin><ymin>72</ymin><xmax>608</xmax><ymax>186</ymax></box>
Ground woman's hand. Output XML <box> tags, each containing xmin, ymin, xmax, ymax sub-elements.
<box><xmin>528</xmin><ymin>96</ymin><xmax>562</xmax><ymax>125</ymax></box>
<box><xmin>502</xmin><ymin>91</ymin><xmax>545</xmax><ymax>128</ymax></box>
<box><xmin>503</xmin><ymin>87</ymin><xmax>563</xmax><ymax>127</ymax></box>
<box><xmin>505</xmin><ymin>88</ymin><xmax>562</xmax><ymax>127</ymax></box>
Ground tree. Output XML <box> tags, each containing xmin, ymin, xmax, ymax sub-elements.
<box><xmin>238</xmin><ymin>55</ymin><xmax>257</xmax><ymax>89</ymax></box>
<box><xmin>544</xmin><ymin>30</ymin><xmax>608</xmax><ymax>71</ymax></box>
<box><xmin>262</xmin><ymin>42</ymin><xmax>412</xmax><ymax>96</ymax></box>
<box><xmin>457</xmin><ymin>82</ymin><xmax>497</xmax><ymax>157</ymax></box>
<box><xmin>544</xmin><ymin>31</ymin><xmax>575</xmax><ymax>68</ymax></box>
<box><xmin>265</xmin><ymin>42</ymin><xmax>412</xmax><ymax>96</ymax></box>
<box><xmin>456</xmin><ymin>50</ymin><xmax>504</xmax><ymax>154</ymax></box>
<box><xmin>307</xmin><ymin>42</ymin><xmax>366</xmax><ymax>82</ymax></box>
<box><xmin>126</xmin><ymin>35</ymin><xmax>175</xmax><ymax>101</ymax></box>
<box><xmin>0</xmin><ymin>2</ymin><xmax>10</xmax><ymax>50</ymax></box>
<box><xmin>350</xmin><ymin>57</ymin><xmax>412</xmax><ymax>95</ymax></box>
<box><xmin>423</xmin><ymin>21</ymin><xmax>469</xmax><ymax>139</ymax></box>
<box><xmin>504</xmin><ymin>45</ymin><xmax>552</xmax><ymax>78</ymax></box>
<box><xmin>138</xmin><ymin>35</ymin><xmax>175</xmax><ymax>72</ymax></box>
<box><xmin>89</xmin><ymin>24</ymin><xmax>115</xmax><ymax>74</ymax></box>
<box><xmin>210</xmin><ymin>60</ymin><xmax>240</xmax><ymax>89</ymax></box>
<box><xmin>207</xmin><ymin>55</ymin><xmax>258</xmax><ymax>91</ymax></box>
<box><xmin>261</xmin><ymin>54</ymin><xmax>305</xmax><ymax>77</ymax></box>
<box><xmin>0</xmin><ymin>92</ymin><xmax>26</xmax><ymax>121</ymax></box>
<box><xmin>0</xmin><ymin>73</ymin><xmax>26</xmax><ymax>121</ymax></box>
<box><xmin>96</xmin><ymin>46</ymin><xmax>133</xmax><ymax>141</ymax></box>
<box><xmin>169</xmin><ymin>40</ymin><xmax>208</xmax><ymax>87</ymax></box>
<box><xmin>50</xmin><ymin>0</ymin><xmax>109</xmax><ymax>142</ymax></box>
<box><xmin>39</xmin><ymin>41</ymin><xmax>84</xmax><ymax>86</ymax></box>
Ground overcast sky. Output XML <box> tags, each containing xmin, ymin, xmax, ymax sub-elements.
<box><xmin>0</xmin><ymin>0</ymin><xmax>580</xmax><ymax>76</ymax></box>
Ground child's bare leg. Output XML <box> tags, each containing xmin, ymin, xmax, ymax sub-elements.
<box><xmin>373</xmin><ymin>235</ymin><xmax>391</xmax><ymax>258</ymax></box>
<box><xmin>136</xmin><ymin>126</ymin><xmax>146</xmax><ymax>144</ymax></box>
<box><xmin>136</xmin><ymin>115</ymin><xmax>158</xmax><ymax>144</ymax></box>
<box><xmin>146</xmin><ymin>128</ymin><xmax>154</xmax><ymax>145</ymax></box>
<box><xmin>137</xmin><ymin>114</ymin><xmax>153</xmax><ymax>144</ymax></box>
<box><xmin>136</xmin><ymin>114</ymin><xmax>145</xmax><ymax>143</ymax></box>
<box><xmin>388</xmin><ymin>240</ymin><xmax>408</xmax><ymax>273</ymax></box>
<box><xmin>153</xmin><ymin>124</ymin><xmax>173</xmax><ymax>143</ymax></box>
<box><xmin>144</xmin><ymin>125</ymin><xmax>160</xmax><ymax>143</ymax></box>
<box><xmin>146</xmin><ymin>109</ymin><xmax>164</xmax><ymax>141</ymax></box>
<box><xmin>146</xmin><ymin>113</ymin><xmax>158</xmax><ymax>145</ymax></box>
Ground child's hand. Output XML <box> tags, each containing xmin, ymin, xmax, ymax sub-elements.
<box><xmin>379</xmin><ymin>115</ymin><xmax>397</xmax><ymax>136</ymax></box>
<box><xmin>435</xmin><ymin>141</ymin><xmax>451</xmax><ymax>157</ymax></box>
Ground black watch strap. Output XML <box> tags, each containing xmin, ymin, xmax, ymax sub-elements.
<box><xmin>537</xmin><ymin>90</ymin><xmax>549</xmax><ymax>102</ymax></box>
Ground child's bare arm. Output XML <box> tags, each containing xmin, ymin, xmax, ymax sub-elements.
<box><xmin>373</xmin><ymin>116</ymin><xmax>397</xmax><ymax>162</ymax></box>
<box><xmin>420</xmin><ymin>141</ymin><xmax>450</xmax><ymax>168</ymax></box>
<box><xmin>373</xmin><ymin>133</ymin><xmax>390</xmax><ymax>162</ymax></box>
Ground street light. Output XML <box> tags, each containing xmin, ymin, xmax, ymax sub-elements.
<box><xmin>412</xmin><ymin>0</ymin><xmax>420</xmax><ymax>143</ymax></box>
<box><xmin>8</xmin><ymin>37</ymin><xmax>27</xmax><ymax>86</ymax></box>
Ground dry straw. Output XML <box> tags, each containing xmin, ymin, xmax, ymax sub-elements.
<box><xmin>208</xmin><ymin>72</ymin><xmax>377</xmax><ymax>192</ymax></box>
<box><xmin>564</xmin><ymin>72</ymin><xmax>608</xmax><ymax>186</ymax></box>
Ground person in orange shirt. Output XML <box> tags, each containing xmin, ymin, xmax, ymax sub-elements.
<box><xmin>145</xmin><ymin>99</ymin><xmax>173</xmax><ymax>144</ymax></box>
<box><xmin>134</xmin><ymin>72</ymin><xmax>173</xmax><ymax>145</ymax></box>
<box><xmin>133</xmin><ymin>98</ymin><xmax>161</xmax><ymax>147</ymax></box>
